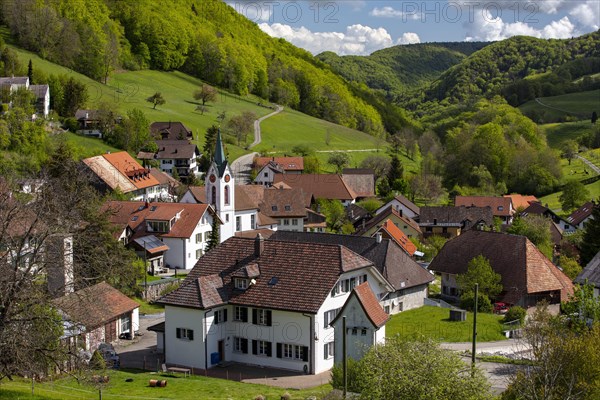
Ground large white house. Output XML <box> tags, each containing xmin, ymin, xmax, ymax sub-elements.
<box><xmin>157</xmin><ymin>235</ymin><xmax>393</xmax><ymax>374</ymax></box>
<box><xmin>0</xmin><ymin>76</ymin><xmax>50</xmax><ymax>118</ymax></box>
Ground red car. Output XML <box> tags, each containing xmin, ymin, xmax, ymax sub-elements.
<box><xmin>494</xmin><ymin>302</ymin><xmax>509</xmax><ymax>314</ymax></box>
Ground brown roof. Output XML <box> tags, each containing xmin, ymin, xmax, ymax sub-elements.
<box><xmin>255</xmin><ymin>157</ymin><xmax>304</xmax><ymax>171</ymax></box>
<box><xmin>429</xmin><ymin>230</ymin><xmax>574</xmax><ymax>304</ymax></box>
<box><xmin>575</xmin><ymin>251</ymin><xmax>600</xmax><ymax>288</ymax></box>
<box><xmin>156</xmin><ymin>140</ymin><xmax>199</xmax><ymax>160</ymax></box>
<box><xmin>234</xmin><ymin>229</ymin><xmax>276</xmax><ymax>239</ymax></box>
<box><xmin>455</xmin><ymin>196</ymin><xmax>514</xmax><ymax>217</ymax></box>
<box><xmin>392</xmin><ymin>194</ymin><xmax>420</xmax><ymax>216</ymax></box>
<box><xmin>186</xmin><ymin>186</ymin><xmax>207</xmax><ymax>204</ymax></box>
<box><xmin>256</xmin><ymin>212</ymin><xmax>279</xmax><ymax>226</ymax></box>
<box><xmin>353</xmin><ymin>282</ymin><xmax>390</xmax><ymax>327</ymax></box>
<box><xmin>342</xmin><ymin>170</ymin><xmax>375</xmax><ymax>198</ymax></box>
<box><xmin>149</xmin><ymin>168</ymin><xmax>180</xmax><ymax>188</ymax></box>
<box><xmin>567</xmin><ymin>201</ymin><xmax>596</xmax><ymax>226</ymax></box>
<box><xmin>504</xmin><ymin>194</ymin><xmax>538</xmax><ymax>210</ymax></box>
<box><xmin>261</xmin><ymin>188</ymin><xmax>307</xmax><ymax>218</ymax></box>
<box><xmin>150</xmin><ymin>122</ymin><xmax>192</xmax><ymax>140</ymax></box>
<box><xmin>273</xmin><ymin>174</ymin><xmax>357</xmax><ymax>201</ymax></box>
<box><xmin>356</xmin><ymin>205</ymin><xmax>421</xmax><ymax>236</ymax></box>
<box><xmin>53</xmin><ymin>282</ymin><xmax>139</xmax><ymax>330</ymax></box>
<box><xmin>376</xmin><ymin>219</ymin><xmax>417</xmax><ymax>256</ymax></box>
<box><xmin>158</xmin><ymin>237</ymin><xmax>374</xmax><ymax>313</ymax></box>
<box><xmin>419</xmin><ymin>206</ymin><xmax>494</xmax><ymax>228</ymax></box>
<box><xmin>105</xmin><ymin>201</ymin><xmax>211</xmax><ymax>239</ymax></box>
<box><xmin>235</xmin><ymin>186</ymin><xmax>260</xmax><ymax>211</ymax></box>
<box><xmin>83</xmin><ymin>152</ymin><xmax>160</xmax><ymax>192</ymax></box>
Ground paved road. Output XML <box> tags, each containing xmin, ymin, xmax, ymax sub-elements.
<box><xmin>576</xmin><ymin>154</ymin><xmax>600</xmax><ymax>174</ymax></box>
<box><xmin>114</xmin><ymin>313</ymin><xmax>164</xmax><ymax>372</ymax></box>
<box><xmin>250</xmin><ymin>105</ymin><xmax>283</xmax><ymax>149</ymax></box>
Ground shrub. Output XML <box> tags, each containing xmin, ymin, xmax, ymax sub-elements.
<box><xmin>460</xmin><ymin>293</ymin><xmax>493</xmax><ymax>313</ymax></box>
<box><xmin>503</xmin><ymin>306</ymin><xmax>526</xmax><ymax>325</ymax></box>
<box><xmin>89</xmin><ymin>350</ymin><xmax>106</xmax><ymax>370</ymax></box>
<box><xmin>331</xmin><ymin>358</ymin><xmax>365</xmax><ymax>393</ymax></box>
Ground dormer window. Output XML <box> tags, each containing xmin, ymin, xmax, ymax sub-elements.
<box><xmin>498</xmin><ymin>206</ymin><xmax>504</xmax><ymax>211</ymax></box>
<box><xmin>284</xmin><ymin>205</ymin><xmax>291</xmax><ymax>211</ymax></box>
<box><xmin>235</xmin><ymin>278</ymin><xmax>248</xmax><ymax>290</ymax></box>
<box><xmin>150</xmin><ymin>206</ymin><xmax>157</xmax><ymax>211</ymax></box>
<box><xmin>272</xmin><ymin>205</ymin><xmax>278</xmax><ymax>211</ymax></box>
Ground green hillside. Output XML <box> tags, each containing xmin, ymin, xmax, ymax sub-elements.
<box><xmin>519</xmin><ymin>90</ymin><xmax>600</xmax><ymax>124</ymax></box>
<box><xmin>542</xmin><ymin>122</ymin><xmax>599</xmax><ymax>149</ymax></box>
<box><xmin>317</xmin><ymin>42</ymin><xmax>489</xmax><ymax>95</ymax></box>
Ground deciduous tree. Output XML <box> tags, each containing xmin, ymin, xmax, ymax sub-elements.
<box><xmin>457</xmin><ymin>255</ymin><xmax>502</xmax><ymax>300</ymax></box>
<box><xmin>327</xmin><ymin>152</ymin><xmax>350</xmax><ymax>173</ymax></box>
<box><xmin>193</xmin><ymin>84</ymin><xmax>218</xmax><ymax>106</ymax></box>
<box><xmin>559</xmin><ymin>180</ymin><xmax>589</xmax><ymax>212</ymax></box>
<box><xmin>146</xmin><ymin>92</ymin><xmax>165</xmax><ymax>109</ymax></box>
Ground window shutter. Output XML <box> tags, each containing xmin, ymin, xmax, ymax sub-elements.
<box><xmin>214</xmin><ymin>311</ymin><xmax>219</xmax><ymax>325</ymax></box>
<box><xmin>252</xmin><ymin>340</ymin><xmax>257</xmax><ymax>355</ymax></box>
<box><xmin>276</xmin><ymin>343</ymin><xmax>282</xmax><ymax>358</ymax></box>
<box><xmin>241</xmin><ymin>338</ymin><xmax>248</xmax><ymax>354</ymax></box>
<box><xmin>252</xmin><ymin>309</ymin><xmax>257</xmax><ymax>325</ymax></box>
<box><xmin>302</xmin><ymin>346</ymin><xmax>309</xmax><ymax>362</ymax></box>
<box><xmin>224</xmin><ymin>309</ymin><xmax>228</xmax><ymax>322</ymax></box>
<box><xmin>242</xmin><ymin>307</ymin><xmax>248</xmax><ymax>323</ymax></box>
<box><xmin>176</xmin><ymin>328</ymin><xmax>181</xmax><ymax>339</ymax></box>
<box><xmin>266</xmin><ymin>310</ymin><xmax>272</xmax><ymax>326</ymax></box>
<box><xmin>188</xmin><ymin>330</ymin><xmax>194</xmax><ymax>340</ymax></box>
<box><xmin>324</xmin><ymin>344</ymin><xmax>328</xmax><ymax>360</ymax></box>
<box><xmin>266</xmin><ymin>341</ymin><xmax>272</xmax><ymax>357</ymax></box>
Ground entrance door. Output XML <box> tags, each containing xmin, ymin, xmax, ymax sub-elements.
<box><xmin>218</xmin><ymin>340</ymin><xmax>225</xmax><ymax>363</ymax></box>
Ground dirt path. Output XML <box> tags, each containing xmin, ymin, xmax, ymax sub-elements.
<box><xmin>576</xmin><ymin>154</ymin><xmax>600</xmax><ymax>175</ymax></box>
<box><xmin>249</xmin><ymin>105</ymin><xmax>283</xmax><ymax>149</ymax></box>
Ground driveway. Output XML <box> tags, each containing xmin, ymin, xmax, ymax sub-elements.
<box><xmin>114</xmin><ymin>313</ymin><xmax>164</xmax><ymax>372</ymax></box>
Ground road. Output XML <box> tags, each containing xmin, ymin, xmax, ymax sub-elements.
<box><xmin>250</xmin><ymin>105</ymin><xmax>283</xmax><ymax>149</ymax></box>
<box><xmin>576</xmin><ymin>154</ymin><xmax>600</xmax><ymax>174</ymax></box>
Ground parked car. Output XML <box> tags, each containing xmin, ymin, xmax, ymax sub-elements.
<box><xmin>494</xmin><ymin>302</ymin><xmax>509</xmax><ymax>314</ymax></box>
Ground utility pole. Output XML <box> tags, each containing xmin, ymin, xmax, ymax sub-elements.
<box><xmin>143</xmin><ymin>241</ymin><xmax>148</xmax><ymax>299</ymax></box>
<box><xmin>343</xmin><ymin>316</ymin><xmax>347</xmax><ymax>399</ymax></box>
<box><xmin>471</xmin><ymin>283</ymin><xmax>478</xmax><ymax>377</ymax></box>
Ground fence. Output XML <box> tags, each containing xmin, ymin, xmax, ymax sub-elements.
<box><xmin>140</xmin><ymin>277</ymin><xmax>180</xmax><ymax>302</ymax></box>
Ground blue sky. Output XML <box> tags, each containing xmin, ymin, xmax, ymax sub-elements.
<box><xmin>228</xmin><ymin>1</ymin><xmax>599</xmax><ymax>55</ymax></box>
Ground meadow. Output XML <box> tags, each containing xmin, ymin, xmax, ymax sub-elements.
<box><xmin>519</xmin><ymin>89</ymin><xmax>600</xmax><ymax>123</ymax></box>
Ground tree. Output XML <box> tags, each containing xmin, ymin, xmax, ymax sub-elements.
<box><xmin>291</xmin><ymin>144</ymin><xmax>313</xmax><ymax>156</ymax></box>
<box><xmin>507</xmin><ymin>215</ymin><xmax>553</xmax><ymax>259</ymax></box>
<box><xmin>561</xmin><ymin>140</ymin><xmax>578</xmax><ymax>165</ymax></box>
<box><xmin>27</xmin><ymin>59</ymin><xmax>33</xmax><ymax>84</ymax></box>
<box><xmin>456</xmin><ymin>255</ymin><xmax>502</xmax><ymax>301</ymax></box>
<box><xmin>559</xmin><ymin>180</ymin><xmax>590</xmax><ymax>212</ymax></box>
<box><xmin>146</xmin><ymin>92</ymin><xmax>165</xmax><ymax>109</ymax></box>
<box><xmin>303</xmin><ymin>155</ymin><xmax>320</xmax><ymax>174</ymax></box>
<box><xmin>592</xmin><ymin>111</ymin><xmax>598</xmax><ymax>124</ymax></box>
<box><xmin>227</xmin><ymin>112</ymin><xmax>255</xmax><ymax>146</ymax></box>
<box><xmin>387</xmin><ymin>154</ymin><xmax>404</xmax><ymax>184</ymax></box>
<box><xmin>327</xmin><ymin>152</ymin><xmax>350</xmax><ymax>173</ymax></box>
<box><xmin>332</xmin><ymin>337</ymin><xmax>492</xmax><ymax>400</ymax></box>
<box><xmin>503</xmin><ymin>303</ymin><xmax>600</xmax><ymax>400</ymax></box>
<box><xmin>193</xmin><ymin>84</ymin><xmax>218</xmax><ymax>106</ymax></box>
<box><xmin>102</xmin><ymin>22</ymin><xmax>120</xmax><ymax>84</ymax></box>
<box><xmin>580</xmin><ymin>204</ymin><xmax>600</xmax><ymax>266</ymax></box>
<box><xmin>60</xmin><ymin>77</ymin><xmax>88</xmax><ymax>117</ymax></box>
<box><xmin>318</xmin><ymin>199</ymin><xmax>348</xmax><ymax>233</ymax></box>
<box><xmin>557</xmin><ymin>255</ymin><xmax>582</xmax><ymax>280</ymax></box>
<box><xmin>409</xmin><ymin>173</ymin><xmax>445</xmax><ymax>205</ymax></box>
<box><xmin>359</xmin><ymin>155</ymin><xmax>390</xmax><ymax>182</ymax></box>
<box><xmin>205</xmin><ymin>218</ymin><xmax>220</xmax><ymax>252</ymax></box>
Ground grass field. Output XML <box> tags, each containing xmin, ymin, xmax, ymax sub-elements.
<box><xmin>539</xmin><ymin>179</ymin><xmax>600</xmax><ymax>213</ymax></box>
<box><xmin>519</xmin><ymin>89</ymin><xmax>600</xmax><ymax>123</ymax></box>
<box><xmin>541</xmin><ymin>121</ymin><xmax>598</xmax><ymax>149</ymax></box>
<box><xmin>0</xmin><ymin>370</ymin><xmax>332</xmax><ymax>400</ymax></box>
<box><xmin>386</xmin><ymin>306</ymin><xmax>507</xmax><ymax>342</ymax></box>
<box><xmin>58</xmin><ymin>132</ymin><xmax>121</xmax><ymax>159</ymax></box>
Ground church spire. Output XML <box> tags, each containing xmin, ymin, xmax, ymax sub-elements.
<box><xmin>213</xmin><ymin>129</ymin><xmax>227</xmax><ymax>177</ymax></box>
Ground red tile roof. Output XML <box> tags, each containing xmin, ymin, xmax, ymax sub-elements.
<box><xmin>455</xmin><ymin>196</ymin><xmax>514</xmax><ymax>217</ymax></box>
<box><xmin>53</xmin><ymin>282</ymin><xmax>139</xmax><ymax>330</ymax></box>
<box><xmin>158</xmin><ymin>237</ymin><xmax>374</xmax><ymax>313</ymax></box>
<box><xmin>356</xmin><ymin>206</ymin><xmax>421</xmax><ymax>237</ymax></box>
<box><xmin>105</xmin><ymin>201</ymin><xmax>211</xmax><ymax>239</ymax></box>
<box><xmin>504</xmin><ymin>194</ymin><xmax>538</xmax><ymax>210</ymax></box>
<box><xmin>186</xmin><ymin>186</ymin><xmax>207</xmax><ymax>204</ymax></box>
<box><xmin>429</xmin><ymin>230</ymin><xmax>574</xmax><ymax>304</ymax></box>
<box><xmin>254</xmin><ymin>157</ymin><xmax>304</xmax><ymax>171</ymax></box>
<box><xmin>103</xmin><ymin>152</ymin><xmax>160</xmax><ymax>190</ymax></box>
<box><xmin>331</xmin><ymin>282</ymin><xmax>389</xmax><ymax>328</ymax></box>
<box><xmin>273</xmin><ymin>174</ymin><xmax>357</xmax><ymax>201</ymax></box>
<box><xmin>341</xmin><ymin>170</ymin><xmax>375</xmax><ymax>198</ymax></box>
<box><xmin>377</xmin><ymin>219</ymin><xmax>417</xmax><ymax>256</ymax></box>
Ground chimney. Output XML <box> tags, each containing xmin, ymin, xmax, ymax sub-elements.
<box><xmin>255</xmin><ymin>233</ymin><xmax>264</xmax><ymax>257</ymax></box>
<box><xmin>145</xmin><ymin>200</ymin><xmax>149</xmax><ymax>208</ymax></box>
<box><xmin>375</xmin><ymin>232</ymin><xmax>382</xmax><ymax>243</ymax></box>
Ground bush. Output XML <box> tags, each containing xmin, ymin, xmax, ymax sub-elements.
<box><xmin>460</xmin><ymin>293</ymin><xmax>493</xmax><ymax>313</ymax></box>
<box><xmin>89</xmin><ymin>350</ymin><xmax>106</xmax><ymax>370</ymax></box>
<box><xmin>62</xmin><ymin>117</ymin><xmax>79</xmax><ymax>132</ymax></box>
<box><xmin>503</xmin><ymin>306</ymin><xmax>526</xmax><ymax>325</ymax></box>
<box><xmin>331</xmin><ymin>358</ymin><xmax>365</xmax><ymax>393</ymax></box>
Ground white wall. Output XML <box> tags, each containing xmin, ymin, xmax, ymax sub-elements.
<box><xmin>161</xmin><ymin>213</ymin><xmax>212</xmax><ymax>270</ymax></box>
<box><xmin>277</xmin><ymin>217</ymin><xmax>304</xmax><ymax>232</ymax></box>
<box><xmin>381</xmin><ymin>284</ymin><xmax>428</xmax><ymax>315</ymax></box>
<box><xmin>254</xmin><ymin>166</ymin><xmax>276</xmax><ymax>186</ymax></box>
<box><xmin>376</xmin><ymin>199</ymin><xmax>418</xmax><ymax>219</ymax></box>
<box><xmin>235</xmin><ymin>209</ymin><xmax>258</xmax><ymax>232</ymax></box>
<box><xmin>180</xmin><ymin>190</ymin><xmax>198</xmax><ymax>204</ymax></box>
<box><xmin>165</xmin><ymin>306</ymin><xmax>206</xmax><ymax>369</ymax></box>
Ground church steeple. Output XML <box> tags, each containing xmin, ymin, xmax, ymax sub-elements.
<box><xmin>214</xmin><ymin>129</ymin><xmax>227</xmax><ymax>177</ymax></box>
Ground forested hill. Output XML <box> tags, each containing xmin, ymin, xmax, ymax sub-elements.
<box><xmin>317</xmin><ymin>42</ymin><xmax>489</xmax><ymax>95</ymax></box>
<box><xmin>415</xmin><ymin>31</ymin><xmax>600</xmax><ymax>107</ymax></box>
<box><xmin>0</xmin><ymin>0</ymin><xmax>387</xmax><ymax>134</ymax></box>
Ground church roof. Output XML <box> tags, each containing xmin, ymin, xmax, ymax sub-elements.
<box><xmin>213</xmin><ymin>129</ymin><xmax>228</xmax><ymax>177</ymax></box>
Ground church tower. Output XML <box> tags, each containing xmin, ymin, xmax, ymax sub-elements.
<box><xmin>205</xmin><ymin>129</ymin><xmax>235</xmax><ymax>242</ymax></box>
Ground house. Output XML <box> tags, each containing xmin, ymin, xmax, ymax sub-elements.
<box><xmin>455</xmin><ymin>196</ymin><xmax>515</xmax><ymax>224</ymax></box>
<box><xmin>254</xmin><ymin>161</ymin><xmax>285</xmax><ymax>186</ymax></box>
<box><xmin>75</xmin><ymin>110</ymin><xmax>102</xmax><ymax>137</ymax></box>
<box><xmin>504</xmin><ymin>194</ymin><xmax>538</xmax><ymax>211</ymax></box>
<box><xmin>53</xmin><ymin>282</ymin><xmax>139</xmax><ymax>352</ymax></box>
<box><xmin>180</xmin><ymin>186</ymin><xmax>207</xmax><ymax>204</ymax></box>
<box><xmin>150</xmin><ymin>122</ymin><xmax>193</xmax><ymax>141</ymax></box>
<box><xmin>105</xmin><ymin>201</ymin><xmax>220</xmax><ymax>270</ymax></box>
<box><xmin>521</xmin><ymin>202</ymin><xmax>575</xmax><ymax>234</ymax></box>
<box><xmin>375</xmin><ymin>194</ymin><xmax>420</xmax><ymax>220</ymax></box>
<box><xmin>149</xmin><ymin>168</ymin><xmax>180</xmax><ymax>202</ymax></box>
<box><xmin>372</xmin><ymin>219</ymin><xmax>419</xmax><ymax>257</ymax></box>
<box><xmin>155</xmin><ymin>140</ymin><xmax>200</xmax><ymax>179</ymax></box>
<box><xmin>355</xmin><ymin>205</ymin><xmax>422</xmax><ymax>240</ymax></box>
<box><xmin>429</xmin><ymin>230</ymin><xmax>574</xmax><ymax>308</ymax></box>
<box><xmin>0</xmin><ymin>76</ymin><xmax>50</xmax><ymax>118</ymax></box>
<box><xmin>341</xmin><ymin>169</ymin><xmax>375</xmax><ymax>200</ymax></box>
<box><xmin>131</xmin><ymin>235</ymin><xmax>170</xmax><ymax>275</ymax></box>
<box><xmin>417</xmin><ymin>206</ymin><xmax>493</xmax><ymax>239</ymax></box>
<box><xmin>575</xmin><ymin>251</ymin><xmax>600</xmax><ymax>298</ymax></box>
<box><xmin>331</xmin><ymin>282</ymin><xmax>389</xmax><ymax>363</ymax></box>
<box><xmin>82</xmin><ymin>152</ymin><xmax>162</xmax><ymax>201</ymax></box>
<box><xmin>273</xmin><ymin>174</ymin><xmax>357</xmax><ymax>206</ymax></box>
<box><xmin>253</xmin><ymin>156</ymin><xmax>305</xmax><ymax>187</ymax></box>
<box><xmin>304</xmin><ymin>208</ymin><xmax>327</xmax><ymax>233</ymax></box>
<box><xmin>346</xmin><ymin>204</ymin><xmax>372</xmax><ymax>230</ymax></box>
<box><xmin>567</xmin><ymin>201</ymin><xmax>596</xmax><ymax>230</ymax></box>
<box><xmin>270</xmin><ymin>231</ymin><xmax>434</xmax><ymax>314</ymax></box>
<box><xmin>156</xmin><ymin>235</ymin><xmax>394</xmax><ymax>374</ymax></box>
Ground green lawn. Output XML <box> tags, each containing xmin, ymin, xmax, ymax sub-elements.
<box><xmin>539</xmin><ymin>179</ymin><xmax>600</xmax><ymax>214</ymax></box>
<box><xmin>0</xmin><ymin>370</ymin><xmax>332</xmax><ymax>400</ymax></box>
<box><xmin>386</xmin><ymin>306</ymin><xmax>507</xmax><ymax>342</ymax></box>
<box><xmin>558</xmin><ymin>149</ymin><xmax>599</xmax><ymax>183</ymax></box>
<box><xmin>541</xmin><ymin>121</ymin><xmax>598</xmax><ymax>149</ymax></box>
<box><xmin>519</xmin><ymin>90</ymin><xmax>600</xmax><ymax>123</ymax></box>
<box><xmin>59</xmin><ymin>132</ymin><xmax>121</xmax><ymax>159</ymax></box>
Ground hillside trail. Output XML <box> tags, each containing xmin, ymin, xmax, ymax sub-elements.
<box><xmin>576</xmin><ymin>154</ymin><xmax>600</xmax><ymax>174</ymax></box>
<box><xmin>534</xmin><ymin>97</ymin><xmax>586</xmax><ymax>117</ymax></box>
<box><xmin>231</xmin><ymin>104</ymin><xmax>283</xmax><ymax>184</ymax></box>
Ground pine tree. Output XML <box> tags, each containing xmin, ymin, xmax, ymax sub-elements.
<box><xmin>206</xmin><ymin>217</ymin><xmax>220</xmax><ymax>251</ymax></box>
<box><xmin>27</xmin><ymin>59</ymin><xmax>33</xmax><ymax>85</ymax></box>
<box><xmin>200</xmin><ymin>125</ymin><xmax>219</xmax><ymax>172</ymax></box>
<box><xmin>387</xmin><ymin>155</ymin><xmax>404</xmax><ymax>190</ymax></box>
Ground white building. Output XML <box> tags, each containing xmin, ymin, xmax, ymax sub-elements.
<box><xmin>156</xmin><ymin>140</ymin><xmax>200</xmax><ymax>179</ymax></box>
<box><xmin>157</xmin><ymin>235</ymin><xmax>393</xmax><ymax>374</ymax></box>
<box><xmin>375</xmin><ymin>194</ymin><xmax>420</xmax><ymax>220</ymax></box>
<box><xmin>0</xmin><ymin>76</ymin><xmax>50</xmax><ymax>118</ymax></box>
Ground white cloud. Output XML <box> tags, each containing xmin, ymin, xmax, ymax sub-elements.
<box><xmin>570</xmin><ymin>1</ymin><xmax>600</xmax><ymax>30</ymax></box>
<box><xmin>370</xmin><ymin>6</ymin><xmax>404</xmax><ymax>18</ymax></box>
<box><xmin>260</xmin><ymin>23</ymin><xmax>416</xmax><ymax>55</ymax></box>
